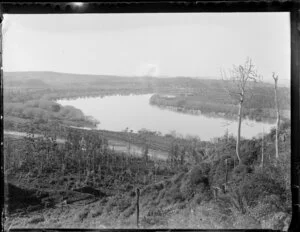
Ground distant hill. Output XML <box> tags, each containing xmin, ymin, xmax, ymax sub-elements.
<box><xmin>4</xmin><ymin>77</ymin><xmax>50</xmax><ymax>89</ymax></box>
<box><xmin>23</xmin><ymin>79</ymin><xmax>50</xmax><ymax>88</ymax></box>
<box><xmin>3</xmin><ymin>71</ymin><xmax>290</xmax><ymax>93</ymax></box>
<box><xmin>4</xmin><ymin>71</ymin><xmax>135</xmax><ymax>86</ymax></box>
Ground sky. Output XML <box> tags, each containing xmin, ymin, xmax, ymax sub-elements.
<box><xmin>3</xmin><ymin>12</ymin><xmax>290</xmax><ymax>84</ymax></box>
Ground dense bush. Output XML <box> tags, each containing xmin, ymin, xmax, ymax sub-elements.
<box><xmin>237</xmin><ymin>172</ymin><xmax>285</xmax><ymax>207</ymax></box>
<box><xmin>240</xmin><ymin>140</ymin><xmax>261</xmax><ymax>165</ymax></box>
<box><xmin>189</xmin><ymin>166</ymin><xmax>209</xmax><ymax>186</ymax></box>
<box><xmin>4</xmin><ymin>96</ymin><xmax>98</xmax><ymax>129</ymax></box>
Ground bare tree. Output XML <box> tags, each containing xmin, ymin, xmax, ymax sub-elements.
<box><xmin>272</xmin><ymin>72</ymin><xmax>280</xmax><ymax>160</ymax></box>
<box><xmin>221</xmin><ymin>58</ymin><xmax>261</xmax><ymax>164</ymax></box>
<box><xmin>260</xmin><ymin>126</ymin><xmax>264</xmax><ymax>169</ymax></box>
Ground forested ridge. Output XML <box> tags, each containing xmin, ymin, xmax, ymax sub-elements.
<box><xmin>149</xmin><ymin>82</ymin><xmax>290</xmax><ymax>122</ymax></box>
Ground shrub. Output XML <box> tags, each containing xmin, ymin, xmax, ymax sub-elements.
<box><xmin>28</xmin><ymin>216</ymin><xmax>45</xmax><ymax>224</ymax></box>
<box><xmin>231</xmin><ymin>164</ymin><xmax>252</xmax><ymax>183</ymax></box>
<box><xmin>153</xmin><ymin>182</ymin><xmax>164</xmax><ymax>191</ymax></box>
<box><xmin>199</xmin><ymin>162</ymin><xmax>211</xmax><ymax>176</ymax></box>
<box><xmin>179</xmin><ymin>179</ymin><xmax>194</xmax><ymax>200</ymax></box>
<box><xmin>104</xmin><ymin>197</ymin><xmax>117</xmax><ymax>214</ymax></box>
<box><xmin>240</xmin><ymin>140</ymin><xmax>261</xmax><ymax>165</ymax></box>
<box><xmin>171</xmin><ymin>172</ymin><xmax>185</xmax><ymax>184</ymax></box>
<box><xmin>209</xmin><ymin>158</ymin><xmax>231</xmax><ymax>186</ymax></box>
<box><xmin>189</xmin><ymin>166</ymin><xmax>209</xmax><ymax>186</ymax></box>
<box><xmin>141</xmin><ymin>207</ymin><xmax>168</xmax><ymax>228</ymax></box>
<box><xmin>122</xmin><ymin>204</ymin><xmax>136</xmax><ymax>218</ymax></box>
<box><xmin>238</xmin><ymin>172</ymin><xmax>285</xmax><ymax>208</ymax></box>
<box><xmin>116</xmin><ymin>196</ymin><xmax>132</xmax><ymax>213</ymax></box>
<box><xmin>75</xmin><ymin>208</ymin><xmax>89</xmax><ymax>222</ymax></box>
<box><xmin>91</xmin><ymin>207</ymin><xmax>103</xmax><ymax>218</ymax></box>
<box><xmin>165</xmin><ymin>184</ymin><xmax>185</xmax><ymax>203</ymax></box>
<box><xmin>173</xmin><ymin>166</ymin><xmax>210</xmax><ymax>202</ymax></box>
<box><xmin>147</xmin><ymin>207</ymin><xmax>165</xmax><ymax>217</ymax></box>
<box><xmin>105</xmin><ymin>194</ymin><xmax>132</xmax><ymax>216</ymax></box>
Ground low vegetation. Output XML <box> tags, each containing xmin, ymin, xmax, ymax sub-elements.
<box><xmin>4</xmin><ymin>121</ymin><xmax>291</xmax><ymax>230</ymax></box>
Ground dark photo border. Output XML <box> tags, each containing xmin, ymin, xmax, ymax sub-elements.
<box><xmin>0</xmin><ymin>1</ymin><xmax>299</xmax><ymax>232</ymax></box>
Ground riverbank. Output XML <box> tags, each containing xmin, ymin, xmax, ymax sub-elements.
<box><xmin>149</xmin><ymin>94</ymin><xmax>290</xmax><ymax>123</ymax></box>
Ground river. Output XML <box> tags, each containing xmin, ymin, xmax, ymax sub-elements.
<box><xmin>57</xmin><ymin>94</ymin><xmax>275</xmax><ymax>141</ymax></box>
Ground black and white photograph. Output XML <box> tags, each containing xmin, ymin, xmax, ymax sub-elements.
<box><xmin>2</xmin><ymin>6</ymin><xmax>292</xmax><ymax>230</ymax></box>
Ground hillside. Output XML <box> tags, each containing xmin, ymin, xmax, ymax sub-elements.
<box><xmin>3</xmin><ymin>121</ymin><xmax>291</xmax><ymax>230</ymax></box>
<box><xmin>4</xmin><ymin>71</ymin><xmax>156</xmax><ymax>89</ymax></box>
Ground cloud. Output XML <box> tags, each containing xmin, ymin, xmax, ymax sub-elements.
<box><xmin>134</xmin><ymin>63</ymin><xmax>160</xmax><ymax>77</ymax></box>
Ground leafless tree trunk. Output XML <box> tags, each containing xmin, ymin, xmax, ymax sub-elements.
<box><xmin>93</xmin><ymin>150</ymin><xmax>96</xmax><ymax>186</ymax></box>
<box><xmin>79</xmin><ymin>151</ymin><xmax>82</xmax><ymax>183</ymax></box>
<box><xmin>136</xmin><ymin>188</ymin><xmax>140</xmax><ymax>228</ymax></box>
<box><xmin>260</xmin><ymin>126</ymin><xmax>264</xmax><ymax>169</ymax></box>
<box><xmin>236</xmin><ymin>96</ymin><xmax>243</xmax><ymax>163</ymax></box>
<box><xmin>221</xmin><ymin>58</ymin><xmax>261</xmax><ymax>164</ymax></box>
<box><xmin>272</xmin><ymin>72</ymin><xmax>280</xmax><ymax>160</ymax></box>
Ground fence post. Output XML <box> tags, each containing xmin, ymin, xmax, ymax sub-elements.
<box><xmin>136</xmin><ymin>188</ymin><xmax>140</xmax><ymax>228</ymax></box>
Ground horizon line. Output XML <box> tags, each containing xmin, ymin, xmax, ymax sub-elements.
<box><xmin>3</xmin><ymin>70</ymin><xmax>290</xmax><ymax>85</ymax></box>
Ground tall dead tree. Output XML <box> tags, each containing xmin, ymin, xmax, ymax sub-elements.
<box><xmin>272</xmin><ymin>72</ymin><xmax>280</xmax><ymax>160</ymax></box>
<box><xmin>136</xmin><ymin>188</ymin><xmax>140</xmax><ymax>228</ymax></box>
<box><xmin>221</xmin><ymin>58</ymin><xmax>261</xmax><ymax>164</ymax></box>
<box><xmin>260</xmin><ymin>126</ymin><xmax>264</xmax><ymax>169</ymax></box>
